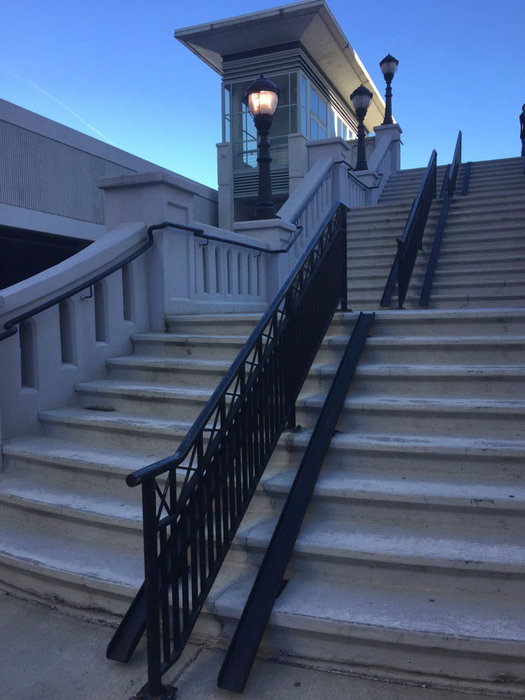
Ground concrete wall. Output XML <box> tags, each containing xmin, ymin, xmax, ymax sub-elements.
<box><xmin>0</xmin><ymin>99</ymin><xmax>218</xmax><ymax>241</ymax></box>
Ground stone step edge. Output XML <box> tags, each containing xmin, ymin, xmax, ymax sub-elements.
<box><xmin>212</xmin><ymin>575</ymin><xmax>525</xmax><ymax>655</ymax></box>
<box><xmin>239</xmin><ymin>518</ymin><xmax>525</xmax><ymax>576</ymax></box>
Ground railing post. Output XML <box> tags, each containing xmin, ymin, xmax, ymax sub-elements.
<box><xmin>338</xmin><ymin>204</ymin><xmax>348</xmax><ymax>311</ymax></box>
<box><xmin>141</xmin><ymin>478</ymin><xmax>174</xmax><ymax>700</ymax></box>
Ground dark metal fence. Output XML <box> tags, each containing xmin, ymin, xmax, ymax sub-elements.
<box><xmin>420</xmin><ymin>132</ymin><xmax>463</xmax><ymax>306</ymax></box>
<box><xmin>110</xmin><ymin>203</ymin><xmax>348</xmax><ymax>699</ymax></box>
<box><xmin>381</xmin><ymin>150</ymin><xmax>437</xmax><ymax>308</ymax></box>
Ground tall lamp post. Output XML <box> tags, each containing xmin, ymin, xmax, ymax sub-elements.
<box><xmin>243</xmin><ymin>74</ymin><xmax>280</xmax><ymax>219</ymax></box>
<box><xmin>380</xmin><ymin>54</ymin><xmax>399</xmax><ymax>125</ymax></box>
<box><xmin>350</xmin><ymin>85</ymin><xmax>373</xmax><ymax>171</ymax></box>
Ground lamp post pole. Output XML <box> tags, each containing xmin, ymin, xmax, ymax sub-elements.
<box><xmin>253</xmin><ymin>112</ymin><xmax>274</xmax><ymax>219</ymax></box>
<box><xmin>380</xmin><ymin>54</ymin><xmax>399</xmax><ymax>125</ymax></box>
<box><xmin>350</xmin><ymin>85</ymin><xmax>373</xmax><ymax>171</ymax></box>
<box><xmin>243</xmin><ymin>75</ymin><xmax>280</xmax><ymax>219</ymax></box>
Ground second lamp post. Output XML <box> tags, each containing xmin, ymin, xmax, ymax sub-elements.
<box><xmin>243</xmin><ymin>75</ymin><xmax>280</xmax><ymax>219</ymax></box>
<box><xmin>380</xmin><ymin>54</ymin><xmax>399</xmax><ymax>125</ymax></box>
<box><xmin>350</xmin><ymin>85</ymin><xmax>373</xmax><ymax>171</ymax></box>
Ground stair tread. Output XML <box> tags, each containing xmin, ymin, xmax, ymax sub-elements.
<box><xmin>0</xmin><ymin>474</ymin><xmax>141</xmax><ymax>523</ymax></box>
<box><xmin>318</xmin><ymin>362</ymin><xmax>525</xmax><ymax>376</ymax></box>
<box><xmin>284</xmin><ymin>428</ymin><xmax>525</xmax><ymax>457</ymax></box>
<box><xmin>242</xmin><ymin>517</ymin><xmax>525</xmax><ymax>571</ymax></box>
<box><xmin>264</xmin><ymin>470</ymin><xmax>525</xmax><ymax>507</ymax></box>
<box><xmin>109</xmin><ymin>355</ymin><xmax>232</xmax><ymax>370</ymax></box>
<box><xmin>132</xmin><ymin>332</ymin><xmax>248</xmax><ymax>342</ymax></box>
<box><xmin>214</xmin><ymin>574</ymin><xmax>525</xmax><ymax>646</ymax></box>
<box><xmin>301</xmin><ymin>393</ymin><xmax>525</xmax><ymax>413</ymax></box>
<box><xmin>39</xmin><ymin>406</ymin><xmax>193</xmax><ymax>429</ymax></box>
<box><xmin>2</xmin><ymin>436</ymin><xmax>165</xmax><ymax>469</ymax></box>
<box><xmin>76</xmin><ymin>379</ymin><xmax>214</xmax><ymax>400</ymax></box>
<box><xmin>0</xmin><ymin>522</ymin><xmax>142</xmax><ymax>588</ymax></box>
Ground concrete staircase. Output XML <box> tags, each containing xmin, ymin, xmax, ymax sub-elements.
<box><xmin>349</xmin><ymin>157</ymin><xmax>525</xmax><ymax>310</ymax></box>
<box><xmin>1</xmin><ymin>157</ymin><xmax>525</xmax><ymax>695</ymax></box>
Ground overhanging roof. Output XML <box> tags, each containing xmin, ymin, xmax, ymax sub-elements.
<box><xmin>175</xmin><ymin>0</ymin><xmax>386</xmax><ymax>130</ymax></box>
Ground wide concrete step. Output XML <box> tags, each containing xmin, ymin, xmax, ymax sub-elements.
<box><xmin>38</xmin><ymin>407</ymin><xmax>191</xmax><ymax>453</ymax></box>
<box><xmin>319</xmin><ymin>333</ymin><xmax>525</xmax><ymax>365</ymax></box>
<box><xmin>441</xmin><ymin>220</ymin><xmax>525</xmax><ymax>239</ymax></box>
<box><xmin>75</xmin><ymin>379</ymin><xmax>214</xmax><ymax>418</ymax></box>
<box><xmin>304</xmin><ymin>361</ymin><xmax>525</xmax><ymax>399</ymax></box>
<box><xmin>131</xmin><ymin>332</ymin><xmax>247</xmax><ymax>360</ymax></box>
<box><xmin>367</xmin><ymin>307</ymin><xmax>525</xmax><ymax>334</ymax></box>
<box><xmin>211</xmin><ymin>574</ymin><xmax>525</xmax><ymax>690</ymax></box>
<box><xmin>1</xmin><ymin>437</ymin><xmax>155</xmax><ymax>502</ymax></box>
<box><xmin>467</xmin><ymin>176</ymin><xmax>525</xmax><ymax>193</ymax></box>
<box><xmin>429</xmin><ymin>256</ymin><xmax>525</xmax><ymax>275</ymax></box>
<box><xmin>419</xmin><ymin>290</ymin><xmax>525</xmax><ymax>309</ymax></box>
<box><xmin>165</xmin><ymin>313</ymin><xmax>259</xmax><ymax>336</ymax></box>
<box><xmin>263</xmin><ymin>467</ymin><xmax>525</xmax><ymax>529</ymax></box>
<box><xmin>448</xmin><ymin>191</ymin><xmax>525</xmax><ymax>211</ymax></box>
<box><xmin>272</xmin><ymin>429</ymin><xmax>525</xmax><ymax>484</ymax></box>
<box><xmin>0</xmin><ymin>475</ymin><xmax>143</xmax><ymax>556</ymax></box>
<box><xmin>434</xmin><ymin>238</ymin><xmax>525</xmax><ymax>260</ymax></box>
<box><xmin>240</xmin><ymin>512</ymin><xmax>525</xmax><ymax>591</ymax></box>
<box><xmin>296</xmin><ymin>392</ymin><xmax>525</xmax><ymax>438</ymax></box>
<box><xmin>0</xmin><ymin>518</ymin><xmax>140</xmax><ymax>619</ymax></box>
<box><xmin>106</xmin><ymin>355</ymin><xmax>232</xmax><ymax>387</ymax></box>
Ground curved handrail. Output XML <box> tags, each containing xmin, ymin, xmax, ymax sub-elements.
<box><xmin>0</xmin><ymin>221</ymin><xmax>202</xmax><ymax>343</ymax></box>
<box><xmin>380</xmin><ymin>149</ymin><xmax>437</xmax><ymax>308</ymax></box>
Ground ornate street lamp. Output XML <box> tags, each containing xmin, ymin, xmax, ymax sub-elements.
<box><xmin>350</xmin><ymin>84</ymin><xmax>373</xmax><ymax>171</ymax></box>
<box><xmin>243</xmin><ymin>74</ymin><xmax>280</xmax><ymax>219</ymax></box>
<box><xmin>380</xmin><ymin>54</ymin><xmax>399</xmax><ymax>125</ymax></box>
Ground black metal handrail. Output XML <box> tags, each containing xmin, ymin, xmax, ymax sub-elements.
<box><xmin>217</xmin><ymin>311</ymin><xmax>375</xmax><ymax>693</ymax></box>
<box><xmin>109</xmin><ymin>203</ymin><xmax>349</xmax><ymax>699</ymax></box>
<box><xmin>441</xmin><ymin>130</ymin><xmax>462</xmax><ymax>199</ymax></box>
<box><xmin>420</xmin><ymin>132</ymin><xmax>462</xmax><ymax>307</ymax></box>
<box><xmin>0</xmin><ymin>221</ymin><xmax>201</xmax><ymax>343</ymax></box>
<box><xmin>380</xmin><ymin>149</ymin><xmax>437</xmax><ymax>308</ymax></box>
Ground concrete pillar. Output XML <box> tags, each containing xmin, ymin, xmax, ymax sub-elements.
<box><xmin>217</xmin><ymin>142</ymin><xmax>234</xmax><ymax>230</ymax></box>
<box><xmin>288</xmin><ymin>134</ymin><xmax>309</xmax><ymax>193</ymax></box>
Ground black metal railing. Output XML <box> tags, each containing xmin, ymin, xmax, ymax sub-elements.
<box><xmin>420</xmin><ymin>132</ymin><xmax>462</xmax><ymax>306</ymax></box>
<box><xmin>217</xmin><ymin>311</ymin><xmax>374</xmax><ymax>693</ymax></box>
<box><xmin>109</xmin><ymin>203</ymin><xmax>349</xmax><ymax>699</ymax></box>
<box><xmin>380</xmin><ymin>150</ymin><xmax>437</xmax><ymax>308</ymax></box>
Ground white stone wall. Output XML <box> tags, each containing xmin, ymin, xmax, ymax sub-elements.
<box><xmin>0</xmin><ymin>99</ymin><xmax>218</xmax><ymax>241</ymax></box>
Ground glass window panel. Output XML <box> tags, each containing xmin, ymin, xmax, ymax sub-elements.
<box><xmin>318</xmin><ymin>98</ymin><xmax>327</xmax><ymax>124</ymax></box>
<box><xmin>319</xmin><ymin>127</ymin><xmax>326</xmax><ymax>139</ymax></box>
<box><xmin>310</xmin><ymin>87</ymin><xmax>318</xmax><ymax>115</ymax></box>
<box><xmin>300</xmin><ymin>75</ymin><xmax>307</xmax><ymax>107</ymax></box>
<box><xmin>311</xmin><ymin>119</ymin><xmax>318</xmax><ymax>139</ymax></box>
<box><xmin>301</xmin><ymin>107</ymin><xmax>307</xmax><ymax>135</ymax></box>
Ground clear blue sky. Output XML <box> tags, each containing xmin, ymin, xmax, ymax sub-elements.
<box><xmin>1</xmin><ymin>0</ymin><xmax>523</xmax><ymax>189</ymax></box>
